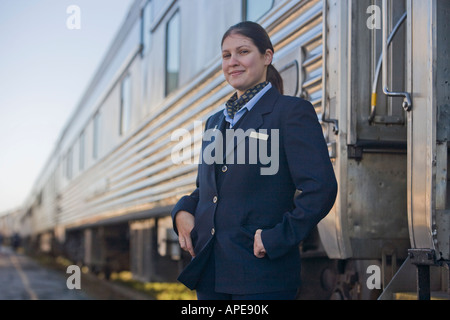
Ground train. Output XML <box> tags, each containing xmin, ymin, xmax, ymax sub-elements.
<box><xmin>1</xmin><ymin>0</ymin><xmax>448</xmax><ymax>300</ymax></box>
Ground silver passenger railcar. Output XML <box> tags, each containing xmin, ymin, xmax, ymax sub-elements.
<box><xmin>14</xmin><ymin>0</ymin><xmax>449</xmax><ymax>299</ymax></box>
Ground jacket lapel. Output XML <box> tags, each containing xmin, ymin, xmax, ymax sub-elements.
<box><xmin>224</xmin><ymin>87</ymin><xmax>280</xmax><ymax>161</ymax></box>
<box><xmin>203</xmin><ymin>112</ymin><xmax>226</xmax><ymax>193</ymax></box>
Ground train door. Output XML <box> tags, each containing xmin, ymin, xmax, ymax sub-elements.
<box><xmin>318</xmin><ymin>0</ymin><xmax>411</xmax><ymax>259</ymax></box>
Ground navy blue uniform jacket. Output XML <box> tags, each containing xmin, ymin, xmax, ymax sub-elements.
<box><xmin>171</xmin><ymin>87</ymin><xmax>337</xmax><ymax>294</ymax></box>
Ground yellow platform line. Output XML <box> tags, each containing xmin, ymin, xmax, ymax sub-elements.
<box><xmin>9</xmin><ymin>255</ymin><xmax>38</xmax><ymax>300</ymax></box>
<box><xmin>394</xmin><ymin>291</ymin><xmax>450</xmax><ymax>300</ymax></box>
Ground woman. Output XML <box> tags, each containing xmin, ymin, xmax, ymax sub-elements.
<box><xmin>171</xmin><ymin>21</ymin><xmax>337</xmax><ymax>300</ymax></box>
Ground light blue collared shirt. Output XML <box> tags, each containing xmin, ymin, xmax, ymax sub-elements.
<box><xmin>223</xmin><ymin>82</ymin><xmax>272</xmax><ymax>128</ymax></box>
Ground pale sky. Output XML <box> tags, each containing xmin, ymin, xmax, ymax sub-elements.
<box><xmin>0</xmin><ymin>0</ymin><xmax>135</xmax><ymax>213</ymax></box>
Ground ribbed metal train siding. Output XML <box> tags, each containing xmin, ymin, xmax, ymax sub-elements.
<box><xmin>54</xmin><ymin>0</ymin><xmax>325</xmax><ymax>230</ymax></box>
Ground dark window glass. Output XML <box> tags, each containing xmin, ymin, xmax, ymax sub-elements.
<box><xmin>93</xmin><ymin>112</ymin><xmax>100</xmax><ymax>159</ymax></box>
<box><xmin>79</xmin><ymin>131</ymin><xmax>85</xmax><ymax>171</ymax></box>
<box><xmin>66</xmin><ymin>148</ymin><xmax>73</xmax><ymax>180</ymax></box>
<box><xmin>165</xmin><ymin>11</ymin><xmax>180</xmax><ymax>96</ymax></box>
<box><xmin>141</xmin><ymin>1</ymin><xmax>153</xmax><ymax>55</ymax></box>
<box><xmin>120</xmin><ymin>75</ymin><xmax>132</xmax><ymax>135</ymax></box>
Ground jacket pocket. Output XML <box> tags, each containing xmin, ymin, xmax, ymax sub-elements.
<box><xmin>238</xmin><ymin>224</ymin><xmax>272</xmax><ymax>254</ymax></box>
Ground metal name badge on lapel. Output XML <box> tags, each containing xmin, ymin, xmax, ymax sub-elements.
<box><xmin>250</xmin><ymin>131</ymin><xmax>269</xmax><ymax>141</ymax></box>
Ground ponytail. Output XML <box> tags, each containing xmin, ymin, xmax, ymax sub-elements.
<box><xmin>267</xmin><ymin>64</ymin><xmax>284</xmax><ymax>95</ymax></box>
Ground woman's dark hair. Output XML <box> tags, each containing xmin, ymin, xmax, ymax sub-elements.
<box><xmin>221</xmin><ymin>21</ymin><xmax>284</xmax><ymax>94</ymax></box>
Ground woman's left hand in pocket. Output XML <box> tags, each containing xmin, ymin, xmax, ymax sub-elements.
<box><xmin>253</xmin><ymin>229</ymin><xmax>266</xmax><ymax>258</ymax></box>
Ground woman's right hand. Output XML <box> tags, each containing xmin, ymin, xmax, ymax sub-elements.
<box><xmin>175</xmin><ymin>210</ymin><xmax>196</xmax><ymax>257</ymax></box>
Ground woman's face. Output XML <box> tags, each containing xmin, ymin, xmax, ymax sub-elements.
<box><xmin>222</xmin><ymin>33</ymin><xmax>273</xmax><ymax>97</ymax></box>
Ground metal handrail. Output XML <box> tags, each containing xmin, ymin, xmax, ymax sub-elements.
<box><xmin>369</xmin><ymin>11</ymin><xmax>407</xmax><ymax>124</ymax></box>
<box><xmin>382</xmin><ymin>0</ymin><xmax>412</xmax><ymax>113</ymax></box>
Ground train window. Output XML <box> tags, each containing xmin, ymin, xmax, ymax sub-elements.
<box><xmin>66</xmin><ymin>148</ymin><xmax>73</xmax><ymax>180</ymax></box>
<box><xmin>141</xmin><ymin>0</ymin><xmax>153</xmax><ymax>56</ymax></box>
<box><xmin>165</xmin><ymin>10</ymin><xmax>180</xmax><ymax>96</ymax></box>
<box><xmin>79</xmin><ymin>131</ymin><xmax>85</xmax><ymax>171</ymax></box>
<box><xmin>278</xmin><ymin>60</ymin><xmax>299</xmax><ymax>97</ymax></box>
<box><xmin>93</xmin><ymin>112</ymin><xmax>100</xmax><ymax>160</ymax></box>
<box><xmin>120</xmin><ymin>75</ymin><xmax>132</xmax><ymax>135</ymax></box>
<box><xmin>244</xmin><ymin>0</ymin><xmax>274</xmax><ymax>22</ymax></box>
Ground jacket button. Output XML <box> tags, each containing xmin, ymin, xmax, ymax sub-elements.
<box><xmin>222</xmin><ymin>165</ymin><xmax>228</xmax><ymax>173</ymax></box>
<box><xmin>211</xmin><ymin>228</ymin><xmax>215</xmax><ymax>235</ymax></box>
<box><xmin>213</xmin><ymin>196</ymin><xmax>218</xmax><ymax>203</ymax></box>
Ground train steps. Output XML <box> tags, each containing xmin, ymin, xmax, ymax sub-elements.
<box><xmin>379</xmin><ymin>256</ymin><xmax>450</xmax><ymax>300</ymax></box>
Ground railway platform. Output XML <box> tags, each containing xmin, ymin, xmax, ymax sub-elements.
<box><xmin>0</xmin><ymin>246</ymin><xmax>153</xmax><ymax>300</ymax></box>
